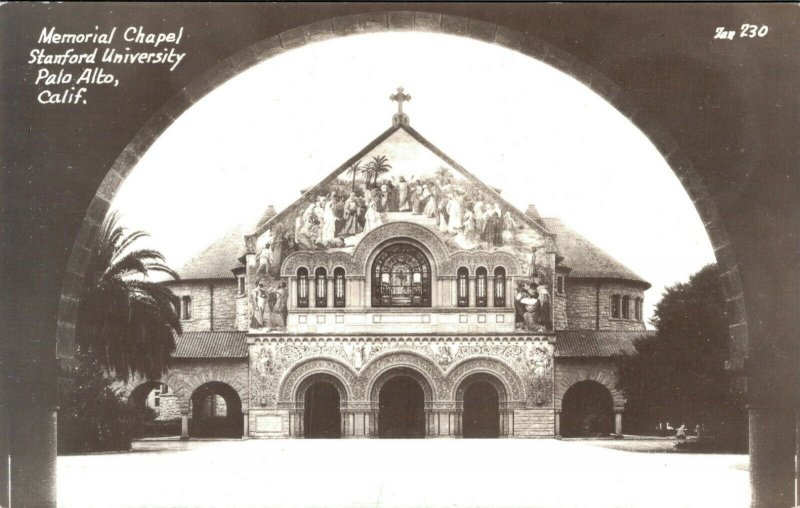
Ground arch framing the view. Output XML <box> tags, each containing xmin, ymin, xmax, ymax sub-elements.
<box><xmin>56</xmin><ymin>12</ymin><xmax>747</xmax><ymax>367</ymax></box>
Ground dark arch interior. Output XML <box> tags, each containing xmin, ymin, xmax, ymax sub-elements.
<box><xmin>561</xmin><ymin>380</ymin><xmax>614</xmax><ymax>437</ymax></box>
<box><xmin>128</xmin><ymin>381</ymin><xmax>166</xmax><ymax>408</ymax></box>
<box><xmin>129</xmin><ymin>381</ymin><xmax>181</xmax><ymax>437</ymax></box>
<box><xmin>378</xmin><ymin>375</ymin><xmax>425</xmax><ymax>438</ymax></box>
<box><xmin>303</xmin><ymin>381</ymin><xmax>341</xmax><ymax>439</ymax></box>
<box><xmin>190</xmin><ymin>382</ymin><xmax>243</xmax><ymax>438</ymax></box>
<box><xmin>462</xmin><ymin>381</ymin><xmax>500</xmax><ymax>438</ymax></box>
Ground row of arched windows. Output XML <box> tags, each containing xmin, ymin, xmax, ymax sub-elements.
<box><xmin>457</xmin><ymin>266</ymin><xmax>506</xmax><ymax>308</ymax></box>
<box><xmin>296</xmin><ymin>267</ymin><xmax>346</xmax><ymax>308</ymax></box>
<box><xmin>295</xmin><ymin>265</ymin><xmax>508</xmax><ymax>309</ymax></box>
<box><xmin>610</xmin><ymin>294</ymin><xmax>643</xmax><ymax>321</ymax></box>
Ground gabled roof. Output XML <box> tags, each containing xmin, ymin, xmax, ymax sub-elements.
<box><xmin>542</xmin><ymin>217</ymin><xmax>650</xmax><ymax>288</ymax></box>
<box><xmin>555</xmin><ymin>330</ymin><xmax>654</xmax><ymax>357</ymax></box>
<box><xmin>252</xmin><ymin>123</ymin><xmax>551</xmax><ymax>238</ymax></box>
<box><xmin>173</xmin><ymin>331</ymin><xmax>247</xmax><ymax>358</ymax></box>
<box><xmin>173</xmin><ymin>226</ymin><xmax>245</xmax><ymax>280</ymax></box>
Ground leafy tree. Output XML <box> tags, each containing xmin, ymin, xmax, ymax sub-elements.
<box><xmin>58</xmin><ymin>348</ymin><xmax>155</xmax><ymax>454</ymax></box>
<box><xmin>617</xmin><ymin>264</ymin><xmax>746</xmax><ymax>446</ymax></box>
<box><xmin>76</xmin><ymin>212</ymin><xmax>182</xmax><ymax>381</ymax></box>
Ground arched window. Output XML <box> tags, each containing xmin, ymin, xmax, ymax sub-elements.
<box><xmin>610</xmin><ymin>294</ymin><xmax>621</xmax><ymax>319</ymax></box>
<box><xmin>180</xmin><ymin>296</ymin><xmax>192</xmax><ymax>320</ymax></box>
<box><xmin>315</xmin><ymin>267</ymin><xmax>327</xmax><ymax>308</ymax></box>
<box><xmin>635</xmin><ymin>297</ymin><xmax>643</xmax><ymax>321</ymax></box>
<box><xmin>371</xmin><ymin>243</ymin><xmax>431</xmax><ymax>307</ymax></box>
<box><xmin>297</xmin><ymin>268</ymin><xmax>309</xmax><ymax>308</ymax></box>
<box><xmin>457</xmin><ymin>267</ymin><xmax>469</xmax><ymax>307</ymax></box>
<box><xmin>493</xmin><ymin>267</ymin><xmax>506</xmax><ymax>307</ymax></box>
<box><xmin>622</xmin><ymin>295</ymin><xmax>630</xmax><ymax>319</ymax></box>
<box><xmin>334</xmin><ymin>267</ymin><xmax>346</xmax><ymax>308</ymax></box>
<box><xmin>475</xmin><ymin>267</ymin><xmax>488</xmax><ymax>307</ymax></box>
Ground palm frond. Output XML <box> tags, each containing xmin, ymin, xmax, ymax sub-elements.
<box><xmin>76</xmin><ymin>214</ymin><xmax>180</xmax><ymax>382</ymax></box>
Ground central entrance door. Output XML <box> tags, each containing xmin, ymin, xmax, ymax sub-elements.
<box><xmin>378</xmin><ymin>376</ymin><xmax>425</xmax><ymax>438</ymax></box>
<box><xmin>304</xmin><ymin>381</ymin><xmax>341</xmax><ymax>438</ymax></box>
<box><xmin>462</xmin><ymin>381</ymin><xmax>500</xmax><ymax>438</ymax></box>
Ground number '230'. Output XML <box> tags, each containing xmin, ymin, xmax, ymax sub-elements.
<box><xmin>741</xmin><ymin>24</ymin><xmax>768</xmax><ymax>38</ymax></box>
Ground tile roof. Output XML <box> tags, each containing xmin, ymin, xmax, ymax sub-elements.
<box><xmin>175</xmin><ymin>227</ymin><xmax>245</xmax><ymax>280</ymax></box>
<box><xmin>555</xmin><ymin>330</ymin><xmax>654</xmax><ymax>357</ymax></box>
<box><xmin>542</xmin><ymin>218</ymin><xmax>650</xmax><ymax>288</ymax></box>
<box><xmin>173</xmin><ymin>331</ymin><xmax>248</xmax><ymax>358</ymax></box>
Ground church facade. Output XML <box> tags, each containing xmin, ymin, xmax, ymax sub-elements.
<box><xmin>123</xmin><ymin>91</ymin><xmax>651</xmax><ymax>440</ymax></box>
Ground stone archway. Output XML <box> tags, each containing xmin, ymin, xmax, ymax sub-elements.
<box><xmin>128</xmin><ymin>381</ymin><xmax>182</xmax><ymax>437</ymax></box>
<box><xmin>560</xmin><ymin>380</ymin><xmax>614</xmax><ymax>438</ymax></box>
<box><xmin>456</xmin><ymin>373</ymin><xmax>506</xmax><ymax>439</ymax></box>
<box><xmin>373</xmin><ymin>368</ymin><xmax>429</xmax><ymax>439</ymax></box>
<box><xmin>46</xmin><ymin>9</ymin><xmax>784</xmax><ymax>507</ymax></box>
<box><xmin>295</xmin><ymin>372</ymin><xmax>348</xmax><ymax>439</ymax></box>
<box><xmin>189</xmin><ymin>381</ymin><xmax>243</xmax><ymax>438</ymax></box>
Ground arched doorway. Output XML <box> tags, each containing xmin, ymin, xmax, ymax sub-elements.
<box><xmin>128</xmin><ymin>381</ymin><xmax>180</xmax><ymax>437</ymax></box>
<box><xmin>378</xmin><ymin>375</ymin><xmax>425</xmax><ymax>438</ymax></box>
<box><xmin>189</xmin><ymin>382</ymin><xmax>243</xmax><ymax>438</ymax></box>
<box><xmin>303</xmin><ymin>381</ymin><xmax>341</xmax><ymax>439</ymax></box>
<box><xmin>561</xmin><ymin>381</ymin><xmax>614</xmax><ymax>437</ymax></box>
<box><xmin>462</xmin><ymin>381</ymin><xmax>500</xmax><ymax>438</ymax></box>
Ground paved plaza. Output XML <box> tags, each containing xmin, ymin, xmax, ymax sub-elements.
<box><xmin>58</xmin><ymin>439</ymin><xmax>749</xmax><ymax>508</ymax></box>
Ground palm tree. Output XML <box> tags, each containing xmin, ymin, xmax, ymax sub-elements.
<box><xmin>435</xmin><ymin>166</ymin><xmax>451</xmax><ymax>185</ymax></box>
<box><xmin>367</xmin><ymin>155</ymin><xmax>392</xmax><ymax>188</ymax></box>
<box><xmin>76</xmin><ymin>211</ymin><xmax>182</xmax><ymax>381</ymax></box>
<box><xmin>345</xmin><ymin>160</ymin><xmax>362</xmax><ymax>192</ymax></box>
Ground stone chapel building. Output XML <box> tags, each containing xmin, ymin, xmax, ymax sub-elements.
<box><xmin>123</xmin><ymin>90</ymin><xmax>651</xmax><ymax>440</ymax></box>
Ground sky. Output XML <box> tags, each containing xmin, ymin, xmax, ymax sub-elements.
<box><xmin>111</xmin><ymin>32</ymin><xmax>716</xmax><ymax>326</ymax></box>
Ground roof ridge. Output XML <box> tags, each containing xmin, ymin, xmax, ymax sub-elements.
<box><xmin>250</xmin><ymin>122</ymin><xmax>554</xmax><ymax>241</ymax></box>
<box><xmin>400</xmin><ymin>124</ymin><xmax>552</xmax><ymax>237</ymax></box>
<box><xmin>542</xmin><ymin>217</ymin><xmax>650</xmax><ymax>287</ymax></box>
<box><xmin>250</xmin><ymin>124</ymin><xmax>403</xmax><ymax>238</ymax></box>
<box><xmin>176</xmin><ymin>225</ymin><xmax>245</xmax><ymax>280</ymax></box>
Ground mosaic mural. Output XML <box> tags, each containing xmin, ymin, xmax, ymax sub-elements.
<box><xmin>248</xmin><ymin>128</ymin><xmax>555</xmax><ymax>333</ymax></box>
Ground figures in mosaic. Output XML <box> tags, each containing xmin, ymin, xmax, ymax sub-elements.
<box><xmin>528</xmin><ymin>343</ymin><xmax>554</xmax><ymax>406</ymax></box>
<box><xmin>250</xmin><ymin>280</ymin><xmax>268</xmax><ymax>329</ymax></box>
<box><xmin>252</xmin><ymin>346</ymin><xmax>277</xmax><ymax>407</ymax></box>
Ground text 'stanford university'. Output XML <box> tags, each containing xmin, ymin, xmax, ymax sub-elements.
<box><xmin>123</xmin><ymin>92</ymin><xmax>652</xmax><ymax>439</ymax></box>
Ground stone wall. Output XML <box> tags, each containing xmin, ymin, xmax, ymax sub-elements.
<box><xmin>152</xmin><ymin>393</ymin><xmax>182</xmax><ymax>421</ymax></box>
<box><xmin>163</xmin><ymin>279</ymin><xmax>239</xmax><ymax>332</ymax></box>
<box><xmin>121</xmin><ymin>358</ymin><xmax>249</xmax><ymax>414</ymax></box>
<box><xmin>212</xmin><ymin>283</ymin><xmax>239</xmax><ymax>330</ymax></box>
<box><xmin>565</xmin><ymin>279</ymin><xmax>599</xmax><ymax>329</ymax></box>
<box><xmin>513</xmin><ymin>409</ymin><xmax>555</xmax><ymax>437</ymax></box>
<box><xmin>597</xmin><ymin>282</ymin><xmax>646</xmax><ymax>332</ymax></box>
<box><xmin>235</xmin><ymin>294</ymin><xmax>250</xmax><ymax>331</ymax></box>
<box><xmin>554</xmin><ymin>357</ymin><xmax>625</xmax><ymax>410</ymax></box>
<box><xmin>553</xmin><ymin>286</ymin><xmax>568</xmax><ymax>330</ymax></box>
<box><xmin>564</xmin><ymin>278</ymin><xmax>646</xmax><ymax>331</ymax></box>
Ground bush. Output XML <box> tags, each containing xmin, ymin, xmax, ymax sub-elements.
<box><xmin>58</xmin><ymin>352</ymin><xmax>155</xmax><ymax>454</ymax></box>
<box><xmin>142</xmin><ymin>419</ymin><xmax>182</xmax><ymax>437</ymax></box>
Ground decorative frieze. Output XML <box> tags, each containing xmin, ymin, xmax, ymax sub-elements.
<box><xmin>248</xmin><ymin>334</ymin><xmax>555</xmax><ymax>410</ymax></box>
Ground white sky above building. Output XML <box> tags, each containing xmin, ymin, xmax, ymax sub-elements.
<box><xmin>111</xmin><ymin>32</ymin><xmax>716</xmax><ymax>327</ymax></box>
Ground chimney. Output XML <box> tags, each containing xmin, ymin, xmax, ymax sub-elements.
<box><xmin>525</xmin><ymin>204</ymin><xmax>542</xmax><ymax>222</ymax></box>
<box><xmin>258</xmin><ymin>204</ymin><xmax>277</xmax><ymax>227</ymax></box>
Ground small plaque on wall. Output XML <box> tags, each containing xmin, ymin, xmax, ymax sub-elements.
<box><xmin>256</xmin><ymin>415</ymin><xmax>283</xmax><ymax>432</ymax></box>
